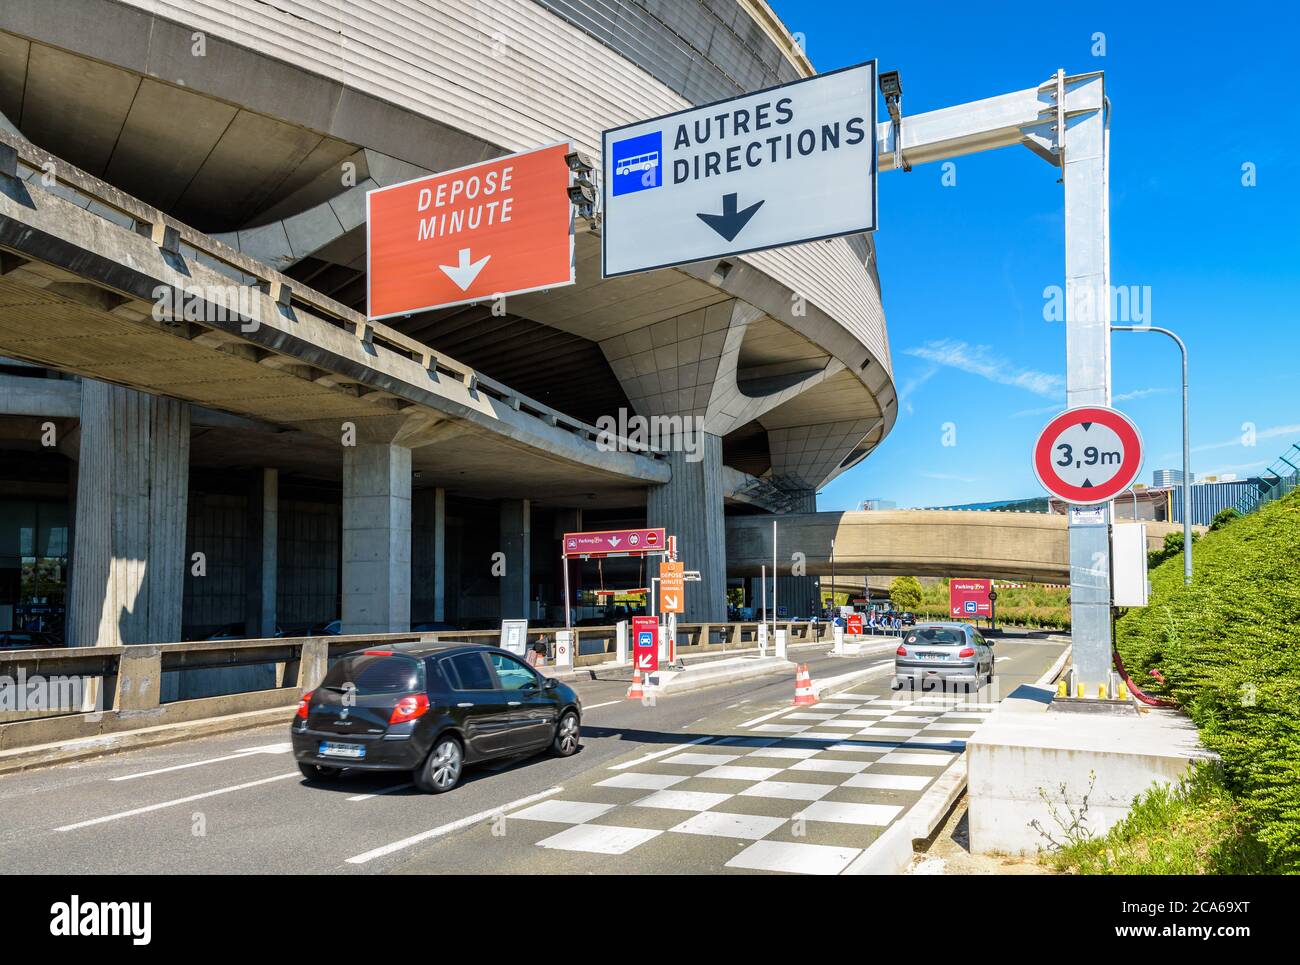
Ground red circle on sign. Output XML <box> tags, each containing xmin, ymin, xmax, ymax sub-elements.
<box><xmin>1033</xmin><ymin>405</ymin><xmax>1144</xmax><ymax>504</ymax></box>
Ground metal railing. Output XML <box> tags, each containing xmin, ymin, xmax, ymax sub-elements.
<box><xmin>0</xmin><ymin>128</ymin><xmax>663</xmax><ymax>462</ymax></box>
<box><xmin>1233</xmin><ymin>442</ymin><xmax>1300</xmax><ymax>516</ymax></box>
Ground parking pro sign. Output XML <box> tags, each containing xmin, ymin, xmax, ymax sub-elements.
<box><xmin>601</xmin><ymin>62</ymin><xmax>877</xmax><ymax>277</ymax></box>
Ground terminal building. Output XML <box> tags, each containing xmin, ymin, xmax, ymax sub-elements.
<box><xmin>0</xmin><ymin>0</ymin><xmax>895</xmax><ymax>644</ymax></box>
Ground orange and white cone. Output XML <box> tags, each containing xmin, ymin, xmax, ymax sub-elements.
<box><xmin>626</xmin><ymin>669</ymin><xmax>645</xmax><ymax>700</ymax></box>
<box><xmin>793</xmin><ymin>664</ymin><xmax>818</xmax><ymax>706</ymax></box>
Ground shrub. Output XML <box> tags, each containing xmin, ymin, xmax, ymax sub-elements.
<box><xmin>1210</xmin><ymin>507</ymin><xmax>1243</xmax><ymax>531</ymax></box>
<box><xmin>1114</xmin><ymin>489</ymin><xmax>1300</xmax><ymax>872</ymax></box>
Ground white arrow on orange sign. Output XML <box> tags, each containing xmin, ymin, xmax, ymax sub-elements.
<box><xmin>439</xmin><ymin>248</ymin><xmax>491</xmax><ymax>291</ymax></box>
<box><xmin>637</xmin><ymin>653</ymin><xmax>654</xmax><ymax>669</ymax></box>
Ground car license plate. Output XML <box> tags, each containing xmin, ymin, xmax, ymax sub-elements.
<box><xmin>319</xmin><ymin>741</ymin><xmax>365</xmax><ymax>759</ymax></box>
<box><xmin>919</xmin><ymin>652</ymin><xmax>946</xmax><ymax>661</ymax></box>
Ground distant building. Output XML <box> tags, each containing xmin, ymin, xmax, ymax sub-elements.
<box><xmin>1153</xmin><ymin>468</ymin><xmax>1195</xmax><ymax>487</ymax></box>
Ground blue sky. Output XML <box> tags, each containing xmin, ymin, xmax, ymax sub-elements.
<box><xmin>769</xmin><ymin>0</ymin><xmax>1300</xmax><ymax>509</ymax></box>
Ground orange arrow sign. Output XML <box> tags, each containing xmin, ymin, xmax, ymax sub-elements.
<box><xmin>659</xmin><ymin>561</ymin><xmax>685</xmax><ymax>614</ymax></box>
<box><xmin>367</xmin><ymin>142</ymin><xmax>574</xmax><ymax>318</ymax></box>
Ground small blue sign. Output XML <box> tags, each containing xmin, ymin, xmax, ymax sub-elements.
<box><xmin>637</xmin><ymin>631</ymin><xmax>654</xmax><ymax>647</ymax></box>
<box><xmin>964</xmin><ymin>601</ymin><xmax>978</xmax><ymax>614</ymax></box>
<box><xmin>611</xmin><ymin>131</ymin><xmax>662</xmax><ymax>197</ymax></box>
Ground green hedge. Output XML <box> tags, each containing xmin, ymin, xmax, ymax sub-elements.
<box><xmin>1113</xmin><ymin>489</ymin><xmax>1300</xmax><ymax>873</ymax></box>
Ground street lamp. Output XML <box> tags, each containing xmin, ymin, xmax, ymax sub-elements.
<box><xmin>830</xmin><ymin>537</ymin><xmax>836</xmax><ymax>619</ymax></box>
<box><xmin>1111</xmin><ymin>325</ymin><xmax>1192</xmax><ymax>585</ymax></box>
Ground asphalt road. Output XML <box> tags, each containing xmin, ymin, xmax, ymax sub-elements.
<box><xmin>0</xmin><ymin>635</ymin><xmax>1065</xmax><ymax>875</ymax></box>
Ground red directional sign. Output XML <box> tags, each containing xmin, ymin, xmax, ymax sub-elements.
<box><xmin>632</xmin><ymin>616</ymin><xmax>659</xmax><ymax>674</ymax></box>
<box><xmin>846</xmin><ymin>613</ymin><xmax>863</xmax><ymax>635</ymax></box>
<box><xmin>562</xmin><ymin>527</ymin><xmax>666</xmax><ymax>558</ymax></box>
<box><xmin>366</xmin><ymin>142</ymin><xmax>574</xmax><ymax>319</ymax></box>
<box><xmin>1033</xmin><ymin>405</ymin><xmax>1144</xmax><ymax>505</ymax></box>
<box><xmin>950</xmin><ymin>579</ymin><xmax>993</xmax><ymax>618</ymax></box>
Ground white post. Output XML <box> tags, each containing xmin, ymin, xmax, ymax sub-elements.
<box><xmin>615</xmin><ymin>620</ymin><xmax>628</xmax><ymax>664</ymax></box>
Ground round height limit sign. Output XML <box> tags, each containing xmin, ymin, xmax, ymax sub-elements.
<box><xmin>1033</xmin><ymin>405</ymin><xmax>1144</xmax><ymax>505</ymax></box>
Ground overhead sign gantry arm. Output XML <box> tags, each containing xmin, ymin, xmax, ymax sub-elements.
<box><xmin>874</xmin><ymin>69</ymin><xmax>1114</xmax><ymax>687</ymax></box>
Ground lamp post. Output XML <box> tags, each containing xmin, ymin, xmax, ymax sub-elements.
<box><xmin>1111</xmin><ymin>325</ymin><xmax>1192</xmax><ymax>585</ymax></box>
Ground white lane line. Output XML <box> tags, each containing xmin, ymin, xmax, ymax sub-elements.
<box><xmin>345</xmin><ymin>786</ymin><xmax>563</xmax><ymax>865</ymax></box>
<box><xmin>608</xmin><ymin>736</ymin><xmax>715</xmax><ymax>771</ymax></box>
<box><xmin>583</xmin><ymin>700</ymin><xmax>623</xmax><ymax>710</ymax></box>
<box><xmin>738</xmin><ymin>708</ymin><xmax>788</xmax><ymax>729</ymax></box>
<box><xmin>110</xmin><ymin>743</ymin><xmax>293</xmax><ymax>782</ymax></box>
<box><xmin>347</xmin><ymin>783</ymin><xmax>414</xmax><ymax>802</ymax></box>
<box><xmin>57</xmin><ymin>772</ymin><xmax>299</xmax><ymax>832</ymax></box>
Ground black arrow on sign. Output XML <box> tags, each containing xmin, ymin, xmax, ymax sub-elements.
<box><xmin>697</xmin><ymin>193</ymin><xmax>764</xmax><ymax>241</ymax></box>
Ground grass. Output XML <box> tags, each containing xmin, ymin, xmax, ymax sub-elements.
<box><xmin>1045</xmin><ymin>763</ymin><xmax>1271</xmax><ymax>875</ymax></box>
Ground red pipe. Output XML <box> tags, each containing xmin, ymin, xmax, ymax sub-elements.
<box><xmin>1112</xmin><ymin>645</ymin><xmax>1179</xmax><ymax>708</ymax></box>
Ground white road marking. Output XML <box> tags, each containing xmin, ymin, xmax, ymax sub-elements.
<box><xmin>583</xmin><ymin>700</ymin><xmax>623</xmax><ymax>710</ymax></box>
<box><xmin>344</xmin><ymin>786</ymin><xmax>563</xmax><ymax>865</ymax></box>
<box><xmin>608</xmin><ymin>736</ymin><xmax>714</xmax><ymax>770</ymax></box>
<box><xmin>347</xmin><ymin>783</ymin><xmax>414</xmax><ymax>802</ymax></box>
<box><xmin>738</xmin><ymin>708</ymin><xmax>789</xmax><ymax>729</ymax></box>
<box><xmin>110</xmin><ymin>743</ymin><xmax>293</xmax><ymax>782</ymax></box>
<box><xmin>57</xmin><ymin>772</ymin><xmax>299</xmax><ymax>831</ymax></box>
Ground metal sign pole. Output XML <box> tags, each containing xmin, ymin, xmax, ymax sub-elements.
<box><xmin>562</xmin><ymin>553</ymin><xmax>572</xmax><ymax>630</ymax></box>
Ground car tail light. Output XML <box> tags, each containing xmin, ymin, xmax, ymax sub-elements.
<box><xmin>389</xmin><ymin>693</ymin><xmax>429</xmax><ymax>724</ymax></box>
<box><xmin>958</xmin><ymin>646</ymin><xmax>976</xmax><ymax>658</ymax></box>
<box><xmin>364</xmin><ymin>649</ymin><xmax>393</xmax><ymax>656</ymax></box>
<box><xmin>896</xmin><ymin>645</ymin><xmax>907</xmax><ymax>656</ymax></box>
<box><xmin>296</xmin><ymin>690</ymin><xmax>313</xmax><ymax>719</ymax></box>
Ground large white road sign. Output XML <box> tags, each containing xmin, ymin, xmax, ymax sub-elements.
<box><xmin>601</xmin><ymin>61</ymin><xmax>877</xmax><ymax>278</ymax></box>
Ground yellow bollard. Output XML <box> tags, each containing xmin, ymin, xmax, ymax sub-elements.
<box><xmin>1077</xmin><ymin>682</ymin><xmax>1085</xmax><ymax>698</ymax></box>
<box><xmin>1099</xmin><ymin>684</ymin><xmax>1107</xmax><ymax>699</ymax></box>
<box><xmin>1057</xmin><ymin>679</ymin><xmax>1068</xmax><ymax>698</ymax></box>
<box><xmin>1119</xmin><ymin>682</ymin><xmax>1129</xmax><ymax>701</ymax></box>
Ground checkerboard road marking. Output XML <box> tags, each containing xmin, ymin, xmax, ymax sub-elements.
<box><xmin>536</xmin><ymin>824</ymin><xmax>662</xmax><ymax>855</ymax></box>
<box><xmin>669</xmin><ymin>811</ymin><xmax>787</xmax><ymax>840</ymax></box>
<box><xmin>726</xmin><ymin>840</ymin><xmax>860</xmax><ymax>875</ymax></box>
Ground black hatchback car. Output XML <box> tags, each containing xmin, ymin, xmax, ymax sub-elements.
<box><xmin>291</xmin><ymin>643</ymin><xmax>582</xmax><ymax>793</ymax></box>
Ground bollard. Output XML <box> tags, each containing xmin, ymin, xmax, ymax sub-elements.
<box><xmin>1056</xmin><ymin>679</ymin><xmax>1067</xmax><ymax>698</ymax></box>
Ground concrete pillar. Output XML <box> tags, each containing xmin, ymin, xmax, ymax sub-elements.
<box><xmin>433</xmin><ymin>487</ymin><xmax>446</xmax><ymax>623</ymax></box>
<box><xmin>500</xmin><ymin>498</ymin><xmax>531</xmax><ymax>620</ymax></box>
<box><xmin>342</xmin><ymin>443</ymin><xmax>411</xmax><ymax>634</ymax></box>
<box><xmin>648</xmin><ymin>433</ymin><xmax>726</xmax><ymax>622</ymax></box>
<box><xmin>246</xmin><ymin>468</ymin><xmax>278</xmax><ymax>638</ymax></box>
<box><xmin>776</xmin><ymin>489</ymin><xmax>818</xmax><ymax>618</ymax></box>
<box><xmin>68</xmin><ymin>382</ymin><xmax>189</xmax><ymax>647</ymax></box>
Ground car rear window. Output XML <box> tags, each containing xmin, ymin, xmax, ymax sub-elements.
<box><xmin>443</xmin><ymin>652</ymin><xmax>496</xmax><ymax>691</ymax></box>
<box><xmin>906</xmin><ymin>628</ymin><xmax>966</xmax><ymax>646</ymax></box>
<box><xmin>320</xmin><ymin>654</ymin><xmax>422</xmax><ymax>695</ymax></box>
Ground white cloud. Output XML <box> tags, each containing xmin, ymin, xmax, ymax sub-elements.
<box><xmin>897</xmin><ymin>364</ymin><xmax>938</xmax><ymax>415</ymax></box>
<box><xmin>1189</xmin><ymin>423</ymin><xmax>1300</xmax><ymax>455</ymax></box>
<box><xmin>1011</xmin><ymin>386</ymin><xmax>1169</xmax><ymax>418</ymax></box>
<box><xmin>903</xmin><ymin>340</ymin><xmax>1064</xmax><ymax>398</ymax></box>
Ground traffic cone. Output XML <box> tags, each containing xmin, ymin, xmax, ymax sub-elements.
<box><xmin>626</xmin><ymin>669</ymin><xmax>645</xmax><ymax>700</ymax></box>
<box><xmin>793</xmin><ymin>664</ymin><xmax>818</xmax><ymax>706</ymax></box>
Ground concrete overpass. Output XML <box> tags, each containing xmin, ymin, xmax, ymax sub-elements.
<box><xmin>726</xmin><ymin>510</ymin><xmax>1195</xmax><ymax>583</ymax></box>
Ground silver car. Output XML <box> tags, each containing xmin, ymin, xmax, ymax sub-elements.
<box><xmin>893</xmin><ymin>622</ymin><xmax>994</xmax><ymax>691</ymax></box>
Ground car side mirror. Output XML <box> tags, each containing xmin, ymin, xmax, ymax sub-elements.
<box><xmin>543</xmin><ymin>677</ymin><xmax>559</xmax><ymax>690</ymax></box>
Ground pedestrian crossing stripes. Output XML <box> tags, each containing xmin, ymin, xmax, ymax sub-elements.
<box><xmin>500</xmin><ymin>691</ymin><xmax>985</xmax><ymax>874</ymax></box>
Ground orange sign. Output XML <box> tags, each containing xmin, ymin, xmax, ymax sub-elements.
<box><xmin>367</xmin><ymin>143</ymin><xmax>574</xmax><ymax>319</ymax></box>
<box><xmin>659</xmin><ymin>561</ymin><xmax>685</xmax><ymax>614</ymax></box>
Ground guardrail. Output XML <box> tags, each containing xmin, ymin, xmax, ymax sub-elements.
<box><xmin>0</xmin><ymin>622</ymin><xmax>830</xmax><ymax>752</ymax></box>
<box><xmin>0</xmin><ymin>128</ymin><xmax>662</xmax><ymax>461</ymax></box>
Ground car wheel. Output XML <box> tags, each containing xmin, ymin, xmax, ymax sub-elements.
<box><xmin>415</xmin><ymin>735</ymin><xmax>463</xmax><ymax>793</ymax></box>
<box><xmin>298</xmin><ymin>762</ymin><xmax>341</xmax><ymax>781</ymax></box>
<box><xmin>552</xmin><ymin>711</ymin><xmax>580</xmax><ymax>757</ymax></box>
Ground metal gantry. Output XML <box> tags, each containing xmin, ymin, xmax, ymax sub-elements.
<box><xmin>876</xmin><ymin>69</ymin><xmax>1114</xmax><ymax>686</ymax></box>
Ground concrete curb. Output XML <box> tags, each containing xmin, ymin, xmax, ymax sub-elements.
<box><xmin>649</xmin><ymin>657</ymin><xmax>798</xmax><ymax>695</ymax></box>
<box><xmin>0</xmin><ymin>705</ymin><xmax>293</xmax><ymax>776</ymax></box>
